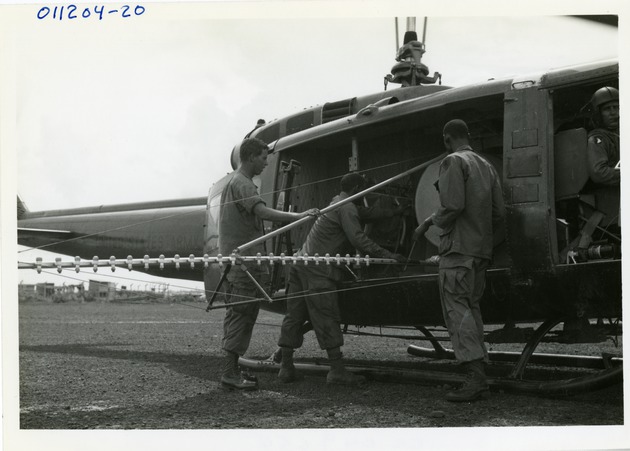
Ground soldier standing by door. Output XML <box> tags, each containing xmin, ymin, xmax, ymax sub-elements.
<box><xmin>413</xmin><ymin>119</ymin><xmax>505</xmax><ymax>402</ymax></box>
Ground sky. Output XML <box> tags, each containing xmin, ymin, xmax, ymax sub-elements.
<box><xmin>1</xmin><ymin>1</ymin><xmax>629</xmax><ymax>450</ymax></box>
<box><xmin>11</xmin><ymin>11</ymin><xmax>620</xmax><ymax>212</ymax></box>
<box><xmin>8</xmin><ymin>8</ymin><xmax>621</xmax><ymax>290</ymax></box>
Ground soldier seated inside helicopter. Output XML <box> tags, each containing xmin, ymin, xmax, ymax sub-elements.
<box><xmin>552</xmin><ymin>85</ymin><xmax>620</xmax><ymax>265</ymax></box>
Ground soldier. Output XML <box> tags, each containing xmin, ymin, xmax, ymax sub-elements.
<box><xmin>413</xmin><ymin>119</ymin><xmax>505</xmax><ymax>402</ymax></box>
<box><xmin>587</xmin><ymin>86</ymin><xmax>620</xmax><ymax>187</ymax></box>
<box><xmin>277</xmin><ymin>172</ymin><xmax>406</xmax><ymax>386</ymax></box>
<box><xmin>218</xmin><ymin>137</ymin><xmax>318</xmax><ymax>390</ymax></box>
<box><xmin>584</xmin><ymin>87</ymin><xmax>620</xmax><ymax>229</ymax></box>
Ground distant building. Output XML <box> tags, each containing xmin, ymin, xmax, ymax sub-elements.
<box><xmin>88</xmin><ymin>280</ymin><xmax>116</xmax><ymax>301</ymax></box>
<box><xmin>19</xmin><ymin>282</ymin><xmax>87</xmax><ymax>302</ymax></box>
<box><xmin>35</xmin><ymin>282</ymin><xmax>55</xmax><ymax>298</ymax></box>
<box><xmin>18</xmin><ymin>283</ymin><xmax>36</xmax><ymax>297</ymax></box>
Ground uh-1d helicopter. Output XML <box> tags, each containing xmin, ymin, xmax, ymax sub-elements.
<box><xmin>17</xmin><ymin>18</ymin><xmax>622</xmax><ymax>395</ymax></box>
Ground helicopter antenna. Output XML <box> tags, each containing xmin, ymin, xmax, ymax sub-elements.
<box><xmin>422</xmin><ymin>17</ymin><xmax>428</xmax><ymax>46</ymax></box>
<box><xmin>384</xmin><ymin>16</ymin><xmax>441</xmax><ymax>89</ymax></box>
<box><xmin>406</xmin><ymin>17</ymin><xmax>416</xmax><ymax>34</ymax></box>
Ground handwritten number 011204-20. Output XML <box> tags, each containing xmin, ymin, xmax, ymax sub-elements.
<box><xmin>37</xmin><ymin>4</ymin><xmax>146</xmax><ymax>20</ymax></box>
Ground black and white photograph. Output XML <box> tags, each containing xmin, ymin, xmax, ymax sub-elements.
<box><xmin>1</xmin><ymin>1</ymin><xmax>628</xmax><ymax>450</ymax></box>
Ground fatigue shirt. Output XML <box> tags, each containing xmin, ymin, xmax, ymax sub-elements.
<box><xmin>217</xmin><ymin>170</ymin><xmax>266</xmax><ymax>256</ymax></box>
<box><xmin>431</xmin><ymin>145</ymin><xmax>505</xmax><ymax>260</ymax></box>
<box><xmin>301</xmin><ymin>194</ymin><xmax>394</xmax><ymax>259</ymax></box>
<box><xmin>587</xmin><ymin>128</ymin><xmax>620</xmax><ymax>186</ymax></box>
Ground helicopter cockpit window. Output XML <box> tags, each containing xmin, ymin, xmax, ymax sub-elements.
<box><xmin>552</xmin><ymin>82</ymin><xmax>619</xmax><ymax>133</ymax></box>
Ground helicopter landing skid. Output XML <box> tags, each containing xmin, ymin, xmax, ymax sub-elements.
<box><xmin>239</xmin><ymin>356</ymin><xmax>621</xmax><ymax>396</ymax></box>
<box><xmin>239</xmin><ymin>318</ymin><xmax>622</xmax><ymax>396</ymax></box>
<box><xmin>408</xmin><ymin>317</ymin><xmax>622</xmax><ymax>395</ymax></box>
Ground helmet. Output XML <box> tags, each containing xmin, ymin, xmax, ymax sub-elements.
<box><xmin>590</xmin><ymin>87</ymin><xmax>619</xmax><ymax>111</ymax></box>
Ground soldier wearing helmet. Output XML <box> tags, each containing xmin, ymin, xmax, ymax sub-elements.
<box><xmin>587</xmin><ymin>86</ymin><xmax>620</xmax><ymax>187</ymax></box>
<box><xmin>584</xmin><ymin>86</ymin><xmax>620</xmax><ymax>229</ymax></box>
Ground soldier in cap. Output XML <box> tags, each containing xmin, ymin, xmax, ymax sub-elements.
<box><xmin>413</xmin><ymin>119</ymin><xmax>505</xmax><ymax>402</ymax></box>
<box><xmin>276</xmin><ymin>172</ymin><xmax>406</xmax><ymax>386</ymax></box>
<box><xmin>218</xmin><ymin>137</ymin><xmax>319</xmax><ymax>390</ymax></box>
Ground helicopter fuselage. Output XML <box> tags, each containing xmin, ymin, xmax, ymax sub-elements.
<box><xmin>18</xmin><ymin>58</ymin><xmax>621</xmax><ymax>328</ymax></box>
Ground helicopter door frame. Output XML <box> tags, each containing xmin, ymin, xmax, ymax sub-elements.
<box><xmin>502</xmin><ymin>86</ymin><xmax>558</xmax><ymax>274</ymax></box>
<box><xmin>258</xmin><ymin>148</ymin><xmax>281</xmax><ymax>253</ymax></box>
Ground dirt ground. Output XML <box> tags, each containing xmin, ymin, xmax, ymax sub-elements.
<box><xmin>9</xmin><ymin>300</ymin><xmax>627</xmax><ymax>450</ymax></box>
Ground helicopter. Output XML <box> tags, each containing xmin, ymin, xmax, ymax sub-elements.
<box><xmin>16</xmin><ymin>16</ymin><xmax>622</xmax><ymax>394</ymax></box>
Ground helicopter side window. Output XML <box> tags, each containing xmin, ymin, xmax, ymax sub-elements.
<box><xmin>286</xmin><ymin>112</ymin><xmax>315</xmax><ymax>136</ymax></box>
<box><xmin>253</xmin><ymin>122</ymin><xmax>280</xmax><ymax>144</ymax></box>
<box><xmin>208</xmin><ymin>193</ymin><xmax>222</xmax><ymax>227</ymax></box>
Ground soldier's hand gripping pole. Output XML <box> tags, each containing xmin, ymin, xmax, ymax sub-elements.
<box><xmin>233</xmin><ymin>152</ymin><xmax>447</xmax><ymax>255</ymax></box>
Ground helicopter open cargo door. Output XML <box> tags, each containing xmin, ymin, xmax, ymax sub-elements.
<box><xmin>503</xmin><ymin>86</ymin><xmax>558</xmax><ymax>273</ymax></box>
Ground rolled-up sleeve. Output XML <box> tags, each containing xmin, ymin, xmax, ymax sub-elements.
<box><xmin>235</xmin><ymin>181</ymin><xmax>265</xmax><ymax>213</ymax></box>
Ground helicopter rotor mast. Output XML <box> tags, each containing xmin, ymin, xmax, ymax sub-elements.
<box><xmin>407</xmin><ymin>16</ymin><xmax>416</xmax><ymax>35</ymax></box>
<box><xmin>385</xmin><ymin>16</ymin><xmax>441</xmax><ymax>89</ymax></box>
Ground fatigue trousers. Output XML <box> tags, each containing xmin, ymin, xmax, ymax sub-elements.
<box><xmin>278</xmin><ymin>265</ymin><xmax>344</xmax><ymax>351</ymax></box>
<box><xmin>221</xmin><ymin>267</ymin><xmax>265</xmax><ymax>356</ymax></box>
<box><xmin>438</xmin><ymin>254</ymin><xmax>489</xmax><ymax>363</ymax></box>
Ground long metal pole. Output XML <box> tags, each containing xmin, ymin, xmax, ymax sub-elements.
<box><xmin>234</xmin><ymin>153</ymin><xmax>446</xmax><ymax>255</ymax></box>
<box><xmin>422</xmin><ymin>17</ymin><xmax>428</xmax><ymax>45</ymax></box>
<box><xmin>406</xmin><ymin>17</ymin><xmax>416</xmax><ymax>33</ymax></box>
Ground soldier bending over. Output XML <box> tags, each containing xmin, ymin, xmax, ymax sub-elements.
<box><xmin>277</xmin><ymin>172</ymin><xmax>406</xmax><ymax>386</ymax></box>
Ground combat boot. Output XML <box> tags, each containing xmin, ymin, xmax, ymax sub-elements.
<box><xmin>445</xmin><ymin>360</ymin><xmax>489</xmax><ymax>402</ymax></box>
<box><xmin>220</xmin><ymin>351</ymin><xmax>258</xmax><ymax>391</ymax></box>
<box><xmin>241</xmin><ymin>370</ymin><xmax>258</xmax><ymax>384</ymax></box>
<box><xmin>277</xmin><ymin>347</ymin><xmax>304</xmax><ymax>383</ymax></box>
<box><xmin>326</xmin><ymin>348</ymin><xmax>366</xmax><ymax>386</ymax></box>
